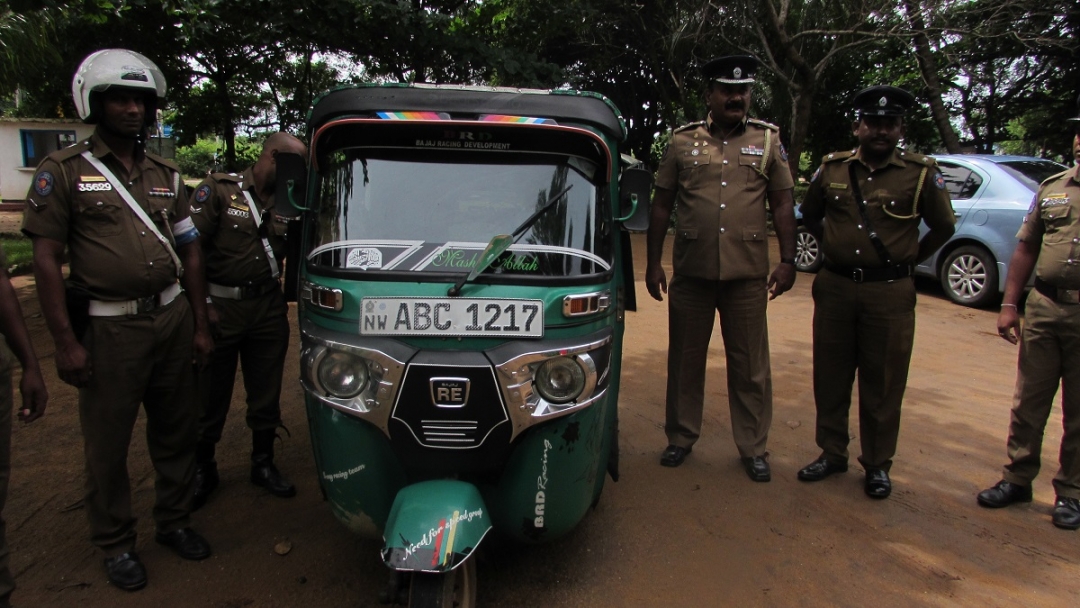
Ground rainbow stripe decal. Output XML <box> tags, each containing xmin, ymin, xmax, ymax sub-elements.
<box><xmin>376</xmin><ymin>111</ymin><xmax>448</xmax><ymax>120</ymax></box>
<box><xmin>480</xmin><ymin>114</ymin><xmax>557</xmax><ymax>125</ymax></box>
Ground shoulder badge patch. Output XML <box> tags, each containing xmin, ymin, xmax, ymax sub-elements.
<box><xmin>933</xmin><ymin>172</ymin><xmax>946</xmax><ymax>190</ymax></box>
<box><xmin>34</xmin><ymin>171</ymin><xmax>54</xmax><ymax>196</ymax></box>
<box><xmin>810</xmin><ymin>166</ymin><xmax>821</xmax><ymax>183</ymax></box>
<box><xmin>1027</xmin><ymin>197</ymin><xmax>1037</xmax><ymax>215</ymax></box>
<box><xmin>779</xmin><ymin>143</ymin><xmax>788</xmax><ymax>162</ymax></box>
<box><xmin>195</xmin><ymin>184</ymin><xmax>211</xmax><ymax>203</ymax></box>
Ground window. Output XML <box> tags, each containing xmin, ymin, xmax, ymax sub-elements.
<box><xmin>21</xmin><ymin>129</ymin><xmax>77</xmax><ymax>167</ymax></box>
<box><xmin>938</xmin><ymin>163</ymin><xmax>983</xmax><ymax>200</ymax></box>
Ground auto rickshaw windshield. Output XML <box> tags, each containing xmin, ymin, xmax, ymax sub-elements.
<box><xmin>306</xmin><ymin>149</ymin><xmax>613</xmax><ymax>279</ymax></box>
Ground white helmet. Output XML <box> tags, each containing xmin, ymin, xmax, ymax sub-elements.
<box><xmin>71</xmin><ymin>49</ymin><xmax>166</xmax><ymax>125</ymax></box>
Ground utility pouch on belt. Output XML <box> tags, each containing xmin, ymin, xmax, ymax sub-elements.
<box><xmin>65</xmin><ymin>282</ymin><xmax>92</xmax><ymax>341</ymax></box>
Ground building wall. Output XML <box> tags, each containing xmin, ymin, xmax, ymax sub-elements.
<box><xmin>0</xmin><ymin>118</ymin><xmax>94</xmax><ymax>203</ymax></box>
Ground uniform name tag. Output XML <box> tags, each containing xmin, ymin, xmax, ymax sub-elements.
<box><xmin>828</xmin><ymin>183</ymin><xmax>849</xmax><ymax>190</ymax></box>
<box><xmin>740</xmin><ymin>146</ymin><xmax>765</xmax><ymax>156</ymax></box>
<box><xmin>78</xmin><ymin>182</ymin><xmax>113</xmax><ymax>192</ymax></box>
<box><xmin>1041</xmin><ymin>194</ymin><xmax>1069</xmax><ymax>208</ymax></box>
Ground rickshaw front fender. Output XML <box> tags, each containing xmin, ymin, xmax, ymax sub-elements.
<box><xmin>380</xmin><ymin>480</ymin><xmax>493</xmax><ymax>573</ymax></box>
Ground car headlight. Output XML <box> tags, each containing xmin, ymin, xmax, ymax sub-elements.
<box><xmin>317</xmin><ymin>351</ymin><xmax>369</xmax><ymax>398</ymax></box>
<box><xmin>534</xmin><ymin>357</ymin><xmax>585</xmax><ymax>404</ymax></box>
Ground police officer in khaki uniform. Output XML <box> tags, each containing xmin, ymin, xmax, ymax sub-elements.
<box><xmin>647</xmin><ymin>56</ymin><xmax>797</xmax><ymax>481</ymax></box>
<box><xmin>976</xmin><ymin>98</ymin><xmax>1080</xmax><ymax>530</ymax></box>
<box><xmin>0</xmin><ymin>248</ymin><xmax>48</xmax><ymax>608</ymax></box>
<box><xmin>22</xmin><ymin>49</ymin><xmax>214</xmax><ymax>591</ymax></box>
<box><xmin>190</xmin><ymin>132</ymin><xmax>307</xmax><ymax>510</ymax></box>
<box><xmin>796</xmin><ymin>86</ymin><xmax>955</xmax><ymax>499</ymax></box>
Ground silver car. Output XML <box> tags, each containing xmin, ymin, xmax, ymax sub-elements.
<box><xmin>794</xmin><ymin>154</ymin><xmax>1066</xmax><ymax>308</ymax></box>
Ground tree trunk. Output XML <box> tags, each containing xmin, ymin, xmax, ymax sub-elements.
<box><xmin>903</xmin><ymin>0</ymin><xmax>962</xmax><ymax>153</ymax></box>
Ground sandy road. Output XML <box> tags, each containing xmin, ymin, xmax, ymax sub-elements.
<box><xmin>4</xmin><ymin>232</ymin><xmax>1079</xmax><ymax>607</ymax></box>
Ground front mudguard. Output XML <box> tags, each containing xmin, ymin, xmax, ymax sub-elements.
<box><xmin>381</xmin><ymin>480</ymin><xmax>493</xmax><ymax>573</ymax></box>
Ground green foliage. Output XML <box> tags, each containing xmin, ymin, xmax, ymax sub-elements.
<box><xmin>0</xmin><ymin>236</ymin><xmax>32</xmax><ymax>276</ymax></box>
<box><xmin>176</xmin><ymin>135</ymin><xmax>264</xmax><ymax>179</ymax></box>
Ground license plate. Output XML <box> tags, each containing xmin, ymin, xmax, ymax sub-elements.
<box><xmin>360</xmin><ymin>297</ymin><xmax>543</xmax><ymax>337</ymax></box>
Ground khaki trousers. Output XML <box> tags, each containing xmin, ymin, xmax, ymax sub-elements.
<box><xmin>199</xmin><ymin>289</ymin><xmax>289</xmax><ymax>446</ymax></box>
<box><xmin>1002</xmin><ymin>290</ymin><xmax>1080</xmax><ymax>499</ymax></box>
<box><xmin>665</xmin><ymin>275</ymin><xmax>773</xmax><ymax>458</ymax></box>
<box><xmin>79</xmin><ymin>297</ymin><xmax>197</xmax><ymax>556</ymax></box>
<box><xmin>811</xmin><ymin>270</ymin><xmax>916</xmax><ymax>471</ymax></box>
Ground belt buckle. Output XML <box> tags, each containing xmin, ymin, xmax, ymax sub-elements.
<box><xmin>137</xmin><ymin>295</ymin><xmax>157</xmax><ymax>313</ymax></box>
<box><xmin>1061</xmin><ymin>289</ymin><xmax>1080</xmax><ymax>304</ymax></box>
<box><xmin>851</xmin><ymin>268</ymin><xmax>864</xmax><ymax>283</ymax></box>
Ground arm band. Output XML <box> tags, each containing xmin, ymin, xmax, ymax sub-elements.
<box><xmin>172</xmin><ymin>217</ymin><xmax>200</xmax><ymax>245</ymax></box>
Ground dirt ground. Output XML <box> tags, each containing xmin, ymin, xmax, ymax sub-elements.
<box><xmin>4</xmin><ymin>232</ymin><xmax>1079</xmax><ymax>607</ymax></box>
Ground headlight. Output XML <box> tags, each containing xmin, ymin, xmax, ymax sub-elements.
<box><xmin>317</xmin><ymin>351</ymin><xmax>369</xmax><ymax>398</ymax></box>
<box><xmin>534</xmin><ymin>357</ymin><xmax>585</xmax><ymax>404</ymax></box>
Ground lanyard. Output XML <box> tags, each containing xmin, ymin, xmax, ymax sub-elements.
<box><xmin>240</xmin><ymin>189</ymin><xmax>281</xmax><ymax>279</ymax></box>
<box><xmin>80</xmin><ymin>151</ymin><xmax>183</xmax><ymax>277</ymax></box>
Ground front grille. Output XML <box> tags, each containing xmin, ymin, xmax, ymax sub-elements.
<box><xmin>391</xmin><ymin>357</ymin><xmax>509</xmax><ymax>449</ymax></box>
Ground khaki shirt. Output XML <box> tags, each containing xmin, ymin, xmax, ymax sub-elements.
<box><xmin>800</xmin><ymin>148</ymin><xmax>955</xmax><ymax>267</ymax></box>
<box><xmin>21</xmin><ymin>131</ymin><xmax>186</xmax><ymax>300</ymax></box>
<box><xmin>1018</xmin><ymin>165</ymin><xmax>1080</xmax><ymax>289</ymax></box>
<box><xmin>655</xmin><ymin>116</ymin><xmax>794</xmax><ymax>280</ymax></box>
<box><xmin>189</xmin><ymin>168</ymin><xmax>287</xmax><ymax>286</ymax></box>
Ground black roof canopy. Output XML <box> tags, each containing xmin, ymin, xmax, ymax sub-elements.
<box><xmin>308</xmin><ymin>84</ymin><xmax>627</xmax><ymax>143</ymax></box>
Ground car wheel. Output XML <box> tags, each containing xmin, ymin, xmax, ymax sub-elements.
<box><xmin>940</xmin><ymin>245</ymin><xmax>999</xmax><ymax>308</ymax></box>
<box><xmin>795</xmin><ymin>225</ymin><xmax>823</xmax><ymax>273</ymax></box>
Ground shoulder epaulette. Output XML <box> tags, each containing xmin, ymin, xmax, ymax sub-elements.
<box><xmin>1042</xmin><ymin>169</ymin><xmax>1072</xmax><ymax>186</ymax></box>
<box><xmin>822</xmin><ymin>150</ymin><xmax>854</xmax><ymax>164</ymax></box>
<box><xmin>50</xmin><ymin>139</ymin><xmax>94</xmax><ymax>163</ymax></box>
<box><xmin>145</xmin><ymin>151</ymin><xmax>181</xmax><ymax>173</ymax></box>
<box><xmin>673</xmin><ymin>121</ymin><xmax>705</xmax><ymax>134</ymax></box>
<box><xmin>209</xmin><ymin>172</ymin><xmax>242</xmax><ymax>183</ymax></box>
<box><xmin>747</xmin><ymin>118</ymin><xmax>779</xmax><ymax>132</ymax></box>
<box><xmin>899</xmin><ymin>150</ymin><xmax>936</xmax><ymax>167</ymax></box>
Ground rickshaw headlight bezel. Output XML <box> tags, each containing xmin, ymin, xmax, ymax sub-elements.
<box><xmin>316</xmin><ymin>350</ymin><xmax>369</xmax><ymax>399</ymax></box>
<box><xmin>533</xmin><ymin>356</ymin><xmax>586</xmax><ymax>404</ymax></box>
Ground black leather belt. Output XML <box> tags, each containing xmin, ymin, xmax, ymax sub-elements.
<box><xmin>1034</xmin><ymin>277</ymin><xmax>1080</xmax><ymax>304</ymax></box>
<box><xmin>824</xmin><ymin>262</ymin><xmax>914</xmax><ymax>283</ymax></box>
<box><xmin>208</xmin><ymin>280</ymin><xmax>280</xmax><ymax>300</ymax></box>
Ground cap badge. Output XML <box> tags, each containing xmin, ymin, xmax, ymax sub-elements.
<box><xmin>733</xmin><ymin>67</ymin><xmax>742</xmax><ymax>79</ymax></box>
<box><xmin>879</xmin><ymin>96</ymin><xmax>888</xmax><ymax>107</ymax></box>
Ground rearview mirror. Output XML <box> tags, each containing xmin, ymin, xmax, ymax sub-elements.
<box><xmin>616</xmin><ymin>166</ymin><xmax>653</xmax><ymax>231</ymax></box>
<box><xmin>274</xmin><ymin>152</ymin><xmax>308</xmax><ymax>218</ymax></box>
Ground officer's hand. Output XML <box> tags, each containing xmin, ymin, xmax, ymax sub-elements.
<box><xmin>767</xmin><ymin>263</ymin><xmax>796</xmax><ymax>300</ymax></box>
<box><xmin>17</xmin><ymin>365</ymin><xmax>48</xmax><ymax>423</ymax></box>
<box><xmin>646</xmin><ymin>264</ymin><xmax>668</xmax><ymax>302</ymax></box>
<box><xmin>55</xmin><ymin>340</ymin><xmax>92</xmax><ymax>388</ymax></box>
<box><xmin>207</xmin><ymin>301</ymin><xmax>221</xmax><ymax>338</ymax></box>
<box><xmin>997</xmin><ymin>306</ymin><xmax>1021</xmax><ymax>345</ymax></box>
<box><xmin>193</xmin><ymin>327</ymin><xmax>214</xmax><ymax>369</ymax></box>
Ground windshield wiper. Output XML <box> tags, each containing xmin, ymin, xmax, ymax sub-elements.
<box><xmin>447</xmin><ymin>184</ymin><xmax>573</xmax><ymax>297</ymax></box>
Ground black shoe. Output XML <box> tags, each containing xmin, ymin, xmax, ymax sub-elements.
<box><xmin>192</xmin><ymin>462</ymin><xmax>219</xmax><ymax>512</ymax></box>
<box><xmin>1052</xmin><ymin>496</ymin><xmax>1080</xmax><ymax>530</ymax></box>
<box><xmin>104</xmin><ymin>551</ymin><xmax>147</xmax><ymax>591</ymax></box>
<box><xmin>155</xmin><ymin>527</ymin><xmax>211</xmax><ymax>561</ymax></box>
<box><xmin>976</xmin><ymin>480</ymin><xmax>1033</xmax><ymax>508</ymax></box>
<box><xmin>660</xmin><ymin>445</ymin><xmax>691</xmax><ymax>468</ymax></box>
<box><xmin>797</xmin><ymin>457</ymin><xmax>848</xmax><ymax>481</ymax></box>
<box><xmin>251</xmin><ymin>458</ymin><xmax>297</xmax><ymax>498</ymax></box>
<box><xmin>864</xmin><ymin>468</ymin><xmax>892</xmax><ymax>499</ymax></box>
<box><xmin>741</xmin><ymin>456</ymin><xmax>771</xmax><ymax>482</ymax></box>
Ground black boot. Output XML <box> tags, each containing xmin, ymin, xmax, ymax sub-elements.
<box><xmin>193</xmin><ymin>442</ymin><xmax>219</xmax><ymax>512</ymax></box>
<box><xmin>251</xmin><ymin>429</ymin><xmax>296</xmax><ymax>498</ymax></box>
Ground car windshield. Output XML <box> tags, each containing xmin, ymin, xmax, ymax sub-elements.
<box><xmin>997</xmin><ymin>160</ymin><xmax>1065</xmax><ymax>192</ymax></box>
<box><xmin>307</xmin><ymin>149</ymin><xmax>612</xmax><ymax>279</ymax></box>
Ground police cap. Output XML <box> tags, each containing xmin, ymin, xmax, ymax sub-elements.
<box><xmin>853</xmin><ymin>86</ymin><xmax>915</xmax><ymax>118</ymax></box>
<box><xmin>1068</xmin><ymin>93</ymin><xmax>1080</xmax><ymax>123</ymax></box>
<box><xmin>703</xmin><ymin>55</ymin><xmax>759</xmax><ymax>85</ymax></box>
